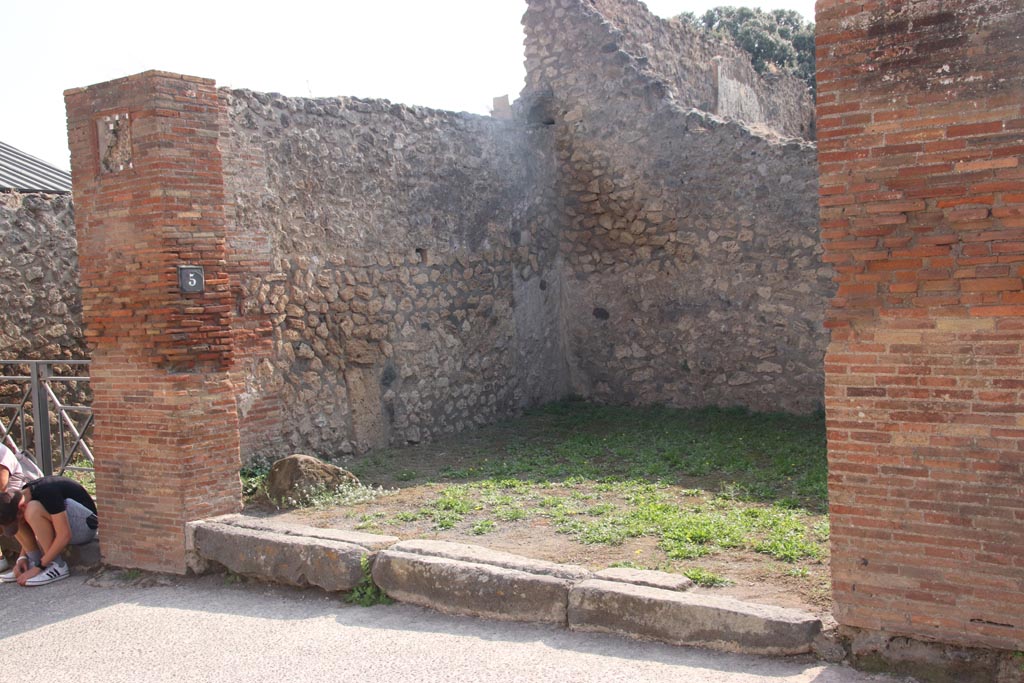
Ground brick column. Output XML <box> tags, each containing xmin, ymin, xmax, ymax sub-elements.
<box><xmin>816</xmin><ymin>0</ymin><xmax>1023</xmax><ymax>651</ymax></box>
<box><xmin>65</xmin><ymin>71</ymin><xmax>241</xmax><ymax>573</ymax></box>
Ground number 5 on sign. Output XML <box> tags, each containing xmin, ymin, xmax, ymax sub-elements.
<box><xmin>177</xmin><ymin>265</ymin><xmax>205</xmax><ymax>293</ymax></box>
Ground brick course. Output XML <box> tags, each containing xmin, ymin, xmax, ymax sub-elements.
<box><xmin>65</xmin><ymin>72</ymin><xmax>242</xmax><ymax>573</ymax></box>
<box><xmin>817</xmin><ymin>0</ymin><xmax>1023</xmax><ymax>651</ymax></box>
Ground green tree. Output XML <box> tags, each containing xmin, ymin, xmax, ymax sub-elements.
<box><xmin>678</xmin><ymin>6</ymin><xmax>816</xmax><ymax>90</ymax></box>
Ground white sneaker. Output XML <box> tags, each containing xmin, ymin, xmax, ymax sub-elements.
<box><xmin>24</xmin><ymin>561</ymin><xmax>69</xmax><ymax>586</ymax></box>
<box><xmin>0</xmin><ymin>556</ymin><xmax>8</xmax><ymax>572</ymax></box>
<box><xmin>0</xmin><ymin>557</ymin><xmax>23</xmax><ymax>583</ymax></box>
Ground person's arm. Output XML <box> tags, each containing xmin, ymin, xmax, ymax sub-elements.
<box><xmin>16</xmin><ymin>510</ymin><xmax>73</xmax><ymax>584</ymax></box>
<box><xmin>39</xmin><ymin>511</ymin><xmax>73</xmax><ymax>566</ymax></box>
<box><xmin>0</xmin><ymin>465</ymin><xmax>9</xmax><ymax>492</ymax></box>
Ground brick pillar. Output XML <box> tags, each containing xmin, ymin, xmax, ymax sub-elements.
<box><xmin>817</xmin><ymin>0</ymin><xmax>1023</xmax><ymax>651</ymax></box>
<box><xmin>65</xmin><ymin>71</ymin><xmax>241</xmax><ymax>573</ymax></box>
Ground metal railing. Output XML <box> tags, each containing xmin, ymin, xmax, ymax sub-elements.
<box><xmin>0</xmin><ymin>360</ymin><xmax>93</xmax><ymax>477</ymax></box>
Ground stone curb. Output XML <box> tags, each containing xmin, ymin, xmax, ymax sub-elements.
<box><xmin>191</xmin><ymin>522</ymin><xmax>369</xmax><ymax>592</ymax></box>
<box><xmin>594</xmin><ymin>566</ymin><xmax>694</xmax><ymax>591</ymax></box>
<box><xmin>569</xmin><ymin>579</ymin><xmax>822</xmax><ymax>656</ymax></box>
<box><xmin>187</xmin><ymin>517</ymin><xmax>823</xmax><ymax>657</ymax></box>
<box><xmin>373</xmin><ymin>549</ymin><xmax>571</xmax><ymax>624</ymax></box>
<box><xmin>66</xmin><ymin>539</ymin><xmax>102</xmax><ymax>568</ymax></box>
<box><xmin>204</xmin><ymin>513</ymin><xmax>400</xmax><ymax>550</ymax></box>
<box><xmin>390</xmin><ymin>539</ymin><xmax>592</xmax><ymax>581</ymax></box>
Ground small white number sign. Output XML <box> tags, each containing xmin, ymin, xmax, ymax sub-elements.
<box><xmin>178</xmin><ymin>265</ymin><xmax>205</xmax><ymax>294</ymax></box>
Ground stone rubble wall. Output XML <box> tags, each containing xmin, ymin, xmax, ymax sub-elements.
<box><xmin>0</xmin><ymin>191</ymin><xmax>85</xmax><ymax>361</ymax></box>
<box><xmin>221</xmin><ymin>91</ymin><xmax>568</xmax><ymax>463</ymax></box>
<box><xmin>523</xmin><ymin>0</ymin><xmax>831</xmax><ymax>413</ymax></box>
<box><xmin>18</xmin><ymin>0</ymin><xmax>827</xmax><ymax>462</ymax></box>
<box><xmin>580</xmin><ymin>0</ymin><xmax>815</xmax><ymax>139</ymax></box>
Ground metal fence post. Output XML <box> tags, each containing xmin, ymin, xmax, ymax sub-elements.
<box><xmin>30</xmin><ymin>362</ymin><xmax>53</xmax><ymax>476</ymax></box>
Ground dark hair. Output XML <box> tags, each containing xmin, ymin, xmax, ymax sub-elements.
<box><xmin>0</xmin><ymin>491</ymin><xmax>21</xmax><ymax>525</ymax></box>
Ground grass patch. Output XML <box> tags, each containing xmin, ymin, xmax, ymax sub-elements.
<box><xmin>445</xmin><ymin>403</ymin><xmax>828</xmax><ymax>511</ymax></box>
<box><xmin>276</xmin><ymin>402</ymin><xmax>830</xmax><ymax>606</ymax></box>
<box><xmin>63</xmin><ymin>456</ymin><xmax>97</xmax><ymax>497</ymax></box>
<box><xmin>355</xmin><ymin>512</ymin><xmax>386</xmax><ymax>530</ymax></box>
<box><xmin>470</xmin><ymin>519</ymin><xmax>496</xmax><ymax>535</ymax></box>
<box><xmin>683</xmin><ymin>567</ymin><xmax>733</xmax><ymax>587</ymax></box>
<box><xmin>349</xmin><ymin>404</ymin><xmax>828</xmax><ymax>562</ymax></box>
<box><xmin>494</xmin><ymin>506</ymin><xmax>528</xmax><ymax>522</ymax></box>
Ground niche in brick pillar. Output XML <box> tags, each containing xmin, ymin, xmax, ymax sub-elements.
<box><xmin>97</xmin><ymin>112</ymin><xmax>132</xmax><ymax>174</ymax></box>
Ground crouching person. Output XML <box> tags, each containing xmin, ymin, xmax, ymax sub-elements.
<box><xmin>0</xmin><ymin>443</ymin><xmax>31</xmax><ymax>573</ymax></box>
<box><xmin>0</xmin><ymin>476</ymin><xmax>98</xmax><ymax>586</ymax></box>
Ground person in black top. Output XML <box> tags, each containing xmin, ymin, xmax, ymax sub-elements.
<box><xmin>0</xmin><ymin>475</ymin><xmax>98</xmax><ymax>586</ymax></box>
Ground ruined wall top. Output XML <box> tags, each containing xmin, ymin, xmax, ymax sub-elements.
<box><xmin>523</xmin><ymin>0</ymin><xmax>815</xmax><ymax>139</ymax></box>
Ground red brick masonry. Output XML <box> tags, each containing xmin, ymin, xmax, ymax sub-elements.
<box><xmin>816</xmin><ymin>0</ymin><xmax>1023</xmax><ymax>651</ymax></box>
<box><xmin>65</xmin><ymin>72</ymin><xmax>241</xmax><ymax>573</ymax></box>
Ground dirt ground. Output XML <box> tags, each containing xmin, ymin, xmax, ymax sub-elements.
<box><xmin>245</xmin><ymin>407</ymin><xmax>832</xmax><ymax>617</ymax></box>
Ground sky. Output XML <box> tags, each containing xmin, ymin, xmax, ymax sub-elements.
<box><xmin>2</xmin><ymin>0</ymin><xmax>815</xmax><ymax>172</ymax></box>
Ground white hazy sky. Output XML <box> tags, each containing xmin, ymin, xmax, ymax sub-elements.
<box><xmin>3</xmin><ymin>0</ymin><xmax>815</xmax><ymax>172</ymax></box>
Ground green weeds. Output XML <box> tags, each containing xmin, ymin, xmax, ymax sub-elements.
<box><xmin>683</xmin><ymin>567</ymin><xmax>733</xmax><ymax>587</ymax></box>
<box><xmin>240</xmin><ymin>465</ymin><xmax>270</xmax><ymax>498</ymax></box>
<box><xmin>256</xmin><ymin>402</ymin><xmax>829</xmax><ymax>594</ymax></box>
<box><xmin>470</xmin><ymin>519</ymin><xmax>496</xmax><ymax>535</ymax></box>
<box><xmin>345</xmin><ymin>556</ymin><xmax>392</xmax><ymax>607</ymax></box>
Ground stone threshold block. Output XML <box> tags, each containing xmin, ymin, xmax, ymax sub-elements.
<box><xmin>66</xmin><ymin>539</ymin><xmax>102</xmax><ymax>568</ymax></box>
<box><xmin>372</xmin><ymin>548</ymin><xmax>573</xmax><ymax>625</ymax></box>
<box><xmin>189</xmin><ymin>521</ymin><xmax>368</xmax><ymax>592</ymax></box>
<box><xmin>391</xmin><ymin>539</ymin><xmax>592</xmax><ymax>581</ymax></box>
<box><xmin>205</xmin><ymin>513</ymin><xmax>400</xmax><ymax>550</ymax></box>
<box><xmin>594</xmin><ymin>566</ymin><xmax>693</xmax><ymax>591</ymax></box>
<box><xmin>569</xmin><ymin>579</ymin><xmax>822</xmax><ymax>656</ymax></box>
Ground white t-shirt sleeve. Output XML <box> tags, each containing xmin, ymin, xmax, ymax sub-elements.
<box><xmin>0</xmin><ymin>444</ymin><xmax>26</xmax><ymax>493</ymax></box>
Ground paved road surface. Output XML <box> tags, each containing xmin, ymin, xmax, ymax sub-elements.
<box><xmin>1</xmin><ymin>574</ymin><xmax>910</xmax><ymax>683</ymax></box>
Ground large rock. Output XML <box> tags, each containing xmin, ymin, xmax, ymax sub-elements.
<box><xmin>266</xmin><ymin>454</ymin><xmax>359</xmax><ymax>506</ymax></box>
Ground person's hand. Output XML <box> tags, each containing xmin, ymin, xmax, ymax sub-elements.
<box><xmin>12</xmin><ymin>556</ymin><xmax>28</xmax><ymax>578</ymax></box>
<box><xmin>16</xmin><ymin>564</ymin><xmax>41</xmax><ymax>586</ymax></box>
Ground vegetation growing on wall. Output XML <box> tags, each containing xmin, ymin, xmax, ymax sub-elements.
<box><xmin>678</xmin><ymin>7</ymin><xmax>815</xmax><ymax>89</ymax></box>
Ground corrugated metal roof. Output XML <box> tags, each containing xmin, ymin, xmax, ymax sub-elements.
<box><xmin>0</xmin><ymin>141</ymin><xmax>72</xmax><ymax>193</ymax></box>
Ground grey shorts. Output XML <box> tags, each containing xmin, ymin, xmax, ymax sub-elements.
<box><xmin>65</xmin><ymin>499</ymin><xmax>98</xmax><ymax>545</ymax></box>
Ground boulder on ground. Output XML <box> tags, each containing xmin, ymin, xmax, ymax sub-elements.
<box><xmin>266</xmin><ymin>454</ymin><xmax>359</xmax><ymax>506</ymax></box>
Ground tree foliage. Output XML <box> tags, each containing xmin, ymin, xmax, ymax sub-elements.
<box><xmin>678</xmin><ymin>7</ymin><xmax>815</xmax><ymax>90</ymax></box>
